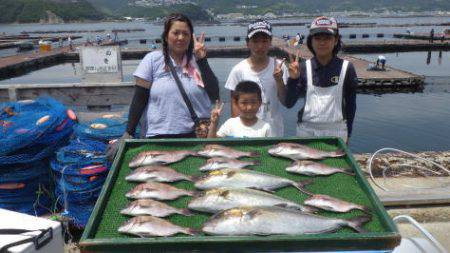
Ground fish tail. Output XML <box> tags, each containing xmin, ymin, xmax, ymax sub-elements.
<box><xmin>185</xmin><ymin>190</ymin><xmax>195</xmax><ymax>196</ymax></box>
<box><xmin>184</xmin><ymin>227</ymin><xmax>200</xmax><ymax>236</ymax></box>
<box><xmin>346</xmin><ymin>215</ymin><xmax>371</xmax><ymax>233</ymax></box>
<box><xmin>342</xmin><ymin>170</ymin><xmax>356</xmax><ymax>176</ymax></box>
<box><xmin>360</xmin><ymin>205</ymin><xmax>371</xmax><ymax>214</ymax></box>
<box><xmin>248</xmin><ymin>151</ymin><xmax>260</xmax><ymax>157</ymax></box>
<box><xmin>186</xmin><ymin>175</ymin><xmax>194</xmax><ymax>182</ymax></box>
<box><xmin>293</xmin><ymin>179</ymin><xmax>314</xmax><ymax>196</ymax></box>
<box><xmin>252</xmin><ymin>160</ymin><xmax>261</xmax><ymax>166</ymax></box>
<box><xmin>332</xmin><ymin>150</ymin><xmax>346</xmax><ymax>157</ymax></box>
<box><xmin>180</xmin><ymin>208</ymin><xmax>194</xmax><ymax>216</ymax></box>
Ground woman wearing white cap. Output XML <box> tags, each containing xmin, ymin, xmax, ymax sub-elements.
<box><xmin>276</xmin><ymin>16</ymin><xmax>358</xmax><ymax>143</ymax></box>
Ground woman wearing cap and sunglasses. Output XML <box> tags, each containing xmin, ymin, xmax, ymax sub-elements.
<box><xmin>276</xmin><ymin>16</ymin><xmax>357</xmax><ymax>143</ymax></box>
<box><xmin>106</xmin><ymin>13</ymin><xmax>219</xmax><ymax>160</ymax></box>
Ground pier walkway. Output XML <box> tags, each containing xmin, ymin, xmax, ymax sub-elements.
<box><xmin>273</xmin><ymin>38</ymin><xmax>425</xmax><ymax>87</ymax></box>
<box><xmin>0</xmin><ymin>38</ymin><xmax>430</xmax><ymax>89</ymax></box>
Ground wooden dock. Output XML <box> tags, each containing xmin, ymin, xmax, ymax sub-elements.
<box><xmin>273</xmin><ymin>38</ymin><xmax>425</xmax><ymax>88</ymax></box>
<box><xmin>0</xmin><ymin>38</ymin><xmax>427</xmax><ymax>90</ymax></box>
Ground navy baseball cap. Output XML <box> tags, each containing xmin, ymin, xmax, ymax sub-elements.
<box><xmin>247</xmin><ymin>20</ymin><xmax>272</xmax><ymax>39</ymax></box>
<box><xmin>310</xmin><ymin>16</ymin><xmax>338</xmax><ymax>36</ymax></box>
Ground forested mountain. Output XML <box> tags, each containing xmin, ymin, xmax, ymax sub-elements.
<box><xmin>1</xmin><ymin>0</ymin><xmax>449</xmax><ymax>24</ymax></box>
<box><xmin>0</xmin><ymin>0</ymin><xmax>105</xmax><ymax>23</ymax></box>
<box><xmin>195</xmin><ymin>0</ymin><xmax>450</xmax><ymax>14</ymax></box>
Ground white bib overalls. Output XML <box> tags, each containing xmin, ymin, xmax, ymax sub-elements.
<box><xmin>296</xmin><ymin>59</ymin><xmax>349</xmax><ymax>142</ymax></box>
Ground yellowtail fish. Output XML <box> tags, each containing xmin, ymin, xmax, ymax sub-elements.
<box><xmin>202</xmin><ymin>206</ymin><xmax>370</xmax><ymax>235</ymax></box>
<box><xmin>188</xmin><ymin>188</ymin><xmax>316</xmax><ymax>213</ymax></box>
<box><xmin>194</xmin><ymin>169</ymin><xmax>312</xmax><ymax>194</ymax></box>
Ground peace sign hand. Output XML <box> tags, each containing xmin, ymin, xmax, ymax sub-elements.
<box><xmin>288</xmin><ymin>51</ymin><xmax>301</xmax><ymax>79</ymax></box>
<box><xmin>210</xmin><ymin>100</ymin><xmax>224</xmax><ymax>124</ymax></box>
<box><xmin>273</xmin><ymin>58</ymin><xmax>286</xmax><ymax>82</ymax></box>
<box><xmin>193</xmin><ymin>33</ymin><xmax>207</xmax><ymax>59</ymax></box>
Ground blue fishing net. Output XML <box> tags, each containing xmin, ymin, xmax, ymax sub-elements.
<box><xmin>0</xmin><ymin>96</ymin><xmax>76</xmax><ymax>165</ymax></box>
<box><xmin>74</xmin><ymin>117</ymin><xmax>127</xmax><ymax>142</ymax></box>
<box><xmin>61</xmin><ymin>202</ymin><xmax>95</xmax><ymax>228</ymax></box>
<box><xmin>0</xmin><ymin>161</ymin><xmax>53</xmax><ymax>215</ymax></box>
<box><xmin>52</xmin><ymin>138</ymin><xmax>108</xmax><ymax>173</ymax></box>
<box><xmin>0</xmin><ymin>194</ymin><xmax>53</xmax><ymax>216</ymax></box>
<box><xmin>51</xmin><ymin>137</ymin><xmax>110</xmax><ymax>227</ymax></box>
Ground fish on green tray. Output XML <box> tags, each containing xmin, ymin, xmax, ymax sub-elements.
<box><xmin>129</xmin><ymin>150</ymin><xmax>198</xmax><ymax>168</ymax></box>
<box><xmin>194</xmin><ymin>169</ymin><xmax>312</xmax><ymax>194</ymax></box>
<box><xmin>120</xmin><ymin>199</ymin><xmax>193</xmax><ymax>217</ymax></box>
<box><xmin>199</xmin><ymin>157</ymin><xmax>259</xmax><ymax>171</ymax></box>
<box><xmin>188</xmin><ymin>188</ymin><xmax>316</xmax><ymax>213</ymax></box>
<box><xmin>268</xmin><ymin>142</ymin><xmax>345</xmax><ymax>160</ymax></box>
<box><xmin>202</xmin><ymin>206</ymin><xmax>371</xmax><ymax>235</ymax></box>
<box><xmin>125</xmin><ymin>165</ymin><xmax>193</xmax><ymax>183</ymax></box>
<box><xmin>197</xmin><ymin>144</ymin><xmax>259</xmax><ymax>159</ymax></box>
<box><xmin>304</xmin><ymin>194</ymin><xmax>370</xmax><ymax>213</ymax></box>
<box><xmin>125</xmin><ymin>182</ymin><xmax>193</xmax><ymax>200</ymax></box>
<box><xmin>286</xmin><ymin>160</ymin><xmax>354</xmax><ymax>176</ymax></box>
<box><xmin>118</xmin><ymin>216</ymin><xmax>197</xmax><ymax>237</ymax></box>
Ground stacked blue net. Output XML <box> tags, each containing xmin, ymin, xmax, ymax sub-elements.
<box><xmin>0</xmin><ymin>97</ymin><xmax>76</xmax><ymax>215</ymax></box>
<box><xmin>51</xmin><ymin>138</ymin><xmax>109</xmax><ymax>227</ymax></box>
<box><xmin>74</xmin><ymin>117</ymin><xmax>127</xmax><ymax>143</ymax></box>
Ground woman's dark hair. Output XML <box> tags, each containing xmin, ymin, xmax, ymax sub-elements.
<box><xmin>162</xmin><ymin>13</ymin><xmax>194</xmax><ymax>69</ymax></box>
<box><xmin>233</xmin><ymin>81</ymin><xmax>262</xmax><ymax>101</ymax></box>
<box><xmin>306</xmin><ymin>33</ymin><xmax>342</xmax><ymax>57</ymax></box>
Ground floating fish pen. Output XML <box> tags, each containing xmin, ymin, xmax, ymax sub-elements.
<box><xmin>79</xmin><ymin>137</ymin><xmax>400</xmax><ymax>252</ymax></box>
<box><xmin>0</xmin><ymin>39</ymin><xmax>426</xmax><ymax>89</ymax></box>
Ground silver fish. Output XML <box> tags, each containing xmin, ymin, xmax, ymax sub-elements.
<box><xmin>304</xmin><ymin>194</ymin><xmax>370</xmax><ymax>213</ymax></box>
<box><xmin>125</xmin><ymin>166</ymin><xmax>192</xmax><ymax>183</ymax></box>
<box><xmin>199</xmin><ymin>157</ymin><xmax>259</xmax><ymax>171</ymax></box>
<box><xmin>197</xmin><ymin>144</ymin><xmax>259</xmax><ymax>159</ymax></box>
<box><xmin>129</xmin><ymin>150</ymin><xmax>198</xmax><ymax>168</ymax></box>
<box><xmin>188</xmin><ymin>188</ymin><xmax>316</xmax><ymax>213</ymax></box>
<box><xmin>202</xmin><ymin>206</ymin><xmax>370</xmax><ymax>235</ymax></box>
<box><xmin>125</xmin><ymin>182</ymin><xmax>193</xmax><ymax>200</ymax></box>
<box><xmin>118</xmin><ymin>216</ymin><xmax>197</xmax><ymax>237</ymax></box>
<box><xmin>268</xmin><ymin>142</ymin><xmax>345</xmax><ymax>160</ymax></box>
<box><xmin>120</xmin><ymin>199</ymin><xmax>193</xmax><ymax>217</ymax></box>
<box><xmin>194</xmin><ymin>169</ymin><xmax>311</xmax><ymax>194</ymax></box>
<box><xmin>286</xmin><ymin>160</ymin><xmax>354</xmax><ymax>176</ymax></box>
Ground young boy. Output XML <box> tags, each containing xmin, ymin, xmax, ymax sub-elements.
<box><xmin>208</xmin><ymin>81</ymin><xmax>273</xmax><ymax>138</ymax></box>
<box><xmin>225</xmin><ymin>19</ymin><xmax>286</xmax><ymax>137</ymax></box>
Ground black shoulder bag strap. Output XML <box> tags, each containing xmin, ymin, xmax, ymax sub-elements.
<box><xmin>167</xmin><ymin>59</ymin><xmax>199</xmax><ymax>124</ymax></box>
<box><xmin>0</xmin><ymin>228</ymin><xmax>53</xmax><ymax>253</ymax></box>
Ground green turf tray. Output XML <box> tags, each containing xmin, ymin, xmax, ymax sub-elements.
<box><xmin>80</xmin><ymin>137</ymin><xmax>400</xmax><ymax>252</ymax></box>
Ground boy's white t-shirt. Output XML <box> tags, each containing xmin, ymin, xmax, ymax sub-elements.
<box><xmin>225</xmin><ymin>57</ymin><xmax>287</xmax><ymax>137</ymax></box>
<box><xmin>217</xmin><ymin>117</ymin><xmax>273</xmax><ymax>138</ymax></box>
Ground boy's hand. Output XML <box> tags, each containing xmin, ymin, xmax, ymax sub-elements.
<box><xmin>210</xmin><ymin>100</ymin><xmax>224</xmax><ymax>123</ymax></box>
<box><xmin>273</xmin><ymin>58</ymin><xmax>286</xmax><ymax>82</ymax></box>
<box><xmin>193</xmin><ymin>32</ymin><xmax>207</xmax><ymax>59</ymax></box>
<box><xmin>288</xmin><ymin>51</ymin><xmax>301</xmax><ymax>79</ymax></box>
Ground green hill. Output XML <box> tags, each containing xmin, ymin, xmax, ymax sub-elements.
<box><xmin>195</xmin><ymin>0</ymin><xmax>450</xmax><ymax>14</ymax></box>
<box><xmin>0</xmin><ymin>0</ymin><xmax>105</xmax><ymax>23</ymax></box>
